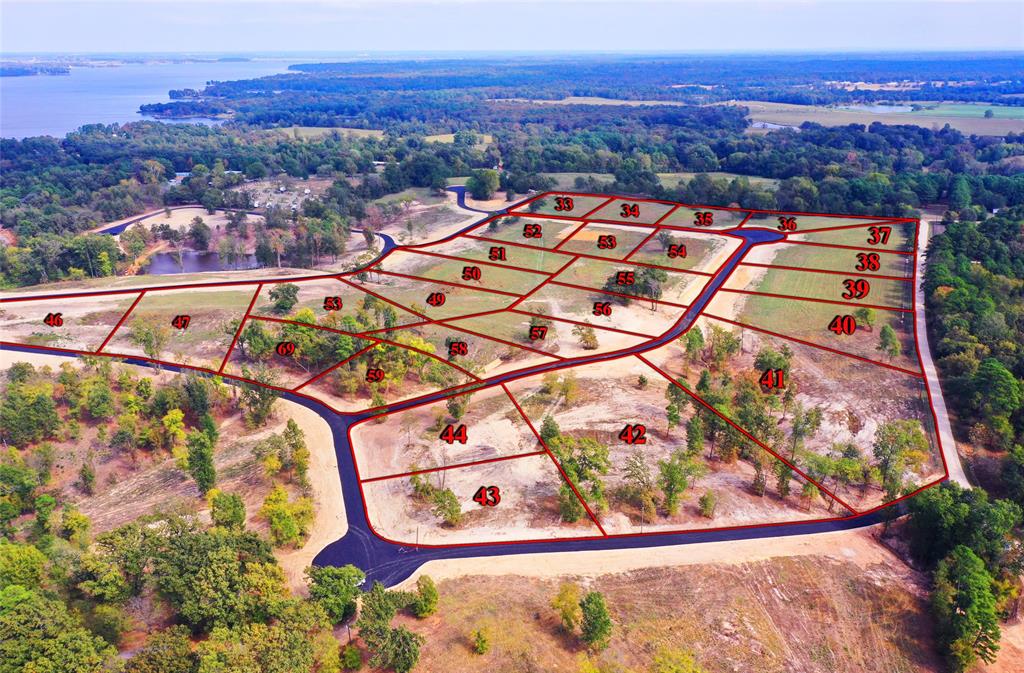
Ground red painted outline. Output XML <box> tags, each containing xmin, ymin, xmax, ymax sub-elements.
<box><xmin>701</xmin><ymin>311</ymin><xmax>923</xmax><ymax>377</ymax></box>
<box><xmin>360</xmin><ymin>449</ymin><xmax>548</xmax><ymax>484</ymax></box>
<box><xmin>0</xmin><ymin>194</ymin><xmax>950</xmax><ymax>550</ymax></box>
<box><xmin>501</xmin><ymin>383</ymin><xmax>608</xmax><ymax>535</ymax></box>
<box><xmin>635</xmin><ymin>354</ymin><xmax>857</xmax><ymax>515</ymax></box>
<box><xmin>293</xmin><ymin>342</ymin><xmax>377</xmax><ymax>392</ymax></box>
<box><xmin>622</xmin><ymin>227</ymin><xmax>662</xmax><ymax>262</ymax></box>
<box><xmin>715</xmin><ymin>287</ymin><xmax>912</xmax><ymax>313</ymax></box>
<box><xmin>738</xmin><ymin>261</ymin><xmax>912</xmax><ymax>283</ymax></box>
<box><xmin>95</xmin><ymin>291</ymin><xmax>145</xmax><ymax>353</ymax></box>
<box><xmin>508</xmin><ymin>308</ymin><xmax>659</xmax><ymax>340</ymax></box>
<box><xmin>218</xmin><ymin>284</ymin><xmax>262</xmax><ymax>373</ymax></box>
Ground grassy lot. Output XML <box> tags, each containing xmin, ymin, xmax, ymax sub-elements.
<box><xmin>356</xmin><ymin>276</ymin><xmax>515</xmax><ymax>321</ymax></box>
<box><xmin>514</xmin><ymin>193</ymin><xmax>608</xmax><ymax>217</ymax></box>
<box><xmin>733</xmin><ymin>264</ymin><xmax>913</xmax><ymax>309</ymax></box>
<box><xmin>556</xmin><ymin>256</ymin><xmax>697</xmax><ymax>300</ymax></box>
<box><xmin>373</xmin><ymin>187</ymin><xmax>447</xmax><ymax>206</ymax></box>
<box><xmin>446</xmin><ymin>237</ymin><xmax>572</xmax><ymax>274</ymax></box>
<box><xmin>732</xmin><ymin>290</ymin><xmax>919</xmax><ymax>371</ymax></box>
<box><xmin>629</xmin><ymin>232</ymin><xmax>723</xmax><ymax>271</ymax></box>
<box><xmin>590</xmin><ymin>197</ymin><xmax>675</xmax><ymax>225</ymax></box>
<box><xmin>661</xmin><ymin>206</ymin><xmax>749</xmax><ymax>229</ymax></box>
<box><xmin>907</xmin><ymin>103</ymin><xmax>1024</xmax><ymax>119</ymax></box>
<box><xmin>424</xmin><ymin>132</ymin><xmax>494</xmax><ymax>145</ymax></box>
<box><xmin>727</xmin><ymin>100</ymin><xmax>1024</xmax><ymax>135</ymax></box>
<box><xmin>555</xmin><ymin>223</ymin><xmax>655</xmax><ymax>260</ymax></box>
<box><xmin>482</xmin><ymin>216</ymin><xmax>582</xmax><ymax>249</ymax></box>
<box><xmin>789</xmin><ymin>221</ymin><xmax>916</xmax><ymax>251</ymax></box>
<box><xmin>753</xmin><ymin>241</ymin><xmax>913</xmax><ymax>277</ymax></box>
<box><xmin>251</xmin><ymin>278</ymin><xmax>425</xmax><ymax>327</ymax></box>
<box><xmin>744</xmin><ymin>213</ymin><xmax>890</xmax><ymax>230</ymax></box>
<box><xmin>446</xmin><ymin>311</ymin><xmax>560</xmax><ymax>356</ymax></box>
<box><xmin>381</xmin><ymin>251</ymin><xmax>549</xmax><ymax>296</ymax></box>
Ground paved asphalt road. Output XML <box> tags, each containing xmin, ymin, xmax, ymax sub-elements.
<box><xmin>2</xmin><ymin>189</ymin><xmax>944</xmax><ymax>586</ymax></box>
<box><xmin>914</xmin><ymin>218</ymin><xmax>970</xmax><ymax>486</ymax></box>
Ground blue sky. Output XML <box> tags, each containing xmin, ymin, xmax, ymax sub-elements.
<box><xmin>2</xmin><ymin>0</ymin><xmax>1022</xmax><ymax>53</ymax></box>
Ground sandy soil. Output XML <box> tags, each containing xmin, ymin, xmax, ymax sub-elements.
<box><xmin>395</xmin><ymin>524</ymin><xmax>901</xmax><ymax>587</ymax></box>
<box><xmin>271</xmin><ymin>399</ymin><xmax>347</xmax><ymax>592</ymax></box>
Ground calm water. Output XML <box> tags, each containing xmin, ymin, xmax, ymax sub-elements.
<box><xmin>144</xmin><ymin>251</ymin><xmax>261</xmax><ymax>275</ymax></box>
<box><xmin>0</xmin><ymin>60</ymin><xmax>297</xmax><ymax>139</ymax></box>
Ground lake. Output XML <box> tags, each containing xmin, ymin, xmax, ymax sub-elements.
<box><xmin>144</xmin><ymin>251</ymin><xmax>262</xmax><ymax>275</ymax></box>
<box><xmin>0</xmin><ymin>59</ymin><xmax>298</xmax><ymax>139</ymax></box>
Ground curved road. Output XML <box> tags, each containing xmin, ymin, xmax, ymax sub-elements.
<box><xmin>1</xmin><ymin>189</ymin><xmax>931</xmax><ymax>585</ymax></box>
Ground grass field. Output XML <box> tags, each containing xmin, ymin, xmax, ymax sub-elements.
<box><xmin>373</xmin><ymin>187</ymin><xmax>447</xmax><ymax>206</ymax></box>
<box><xmin>743</xmin><ymin>213</ymin><xmax>892</xmax><ymax>231</ymax></box>
<box><xmin>629</xmin><ymin>232</ymin><xmax>726</xmax><ymax>272</ymax></box>
<box><xmin>439</xmin><ymin>237</ymin><xmax>571</xmax><ymax>274</ymax></box>
<box><xmin>728</xmin><ymin>100</ymin><xmax>1024</xmax><ymax>135</ymax></box>
<box><xmin>727</xmin><ymin>264</ymin><xmax>913</xmax><ymax>309</ymax></box>
<box><xmin>251</xmin><ymin>278</ymin><xmax>424</xmax><ymax>327</ymax></box>
<box><xmin>480</xmin><ymin>215</ymin><xmax>582</xmax><ymax>249</ymax></box>
<box><xmin>743</xmin><ymin>240</ymin><xmax>914</xmax><ymax>277</ymax></box>
<box><xmin>555</xmin><ymin>223</ymin><xmax>656</xmax><ymax>260</ymax></box>
<box><xmin>424</xmin><ymin>132</ymin><xmax>494</xmax><ymax>145</ymax></box>
<box><xmin>788</xmin><ymin>221</ymin><xmax>916</xmax><ymax>251</ymax></box>
<box><xmin>514</xmin><ymin>193</ymin><xmax>608</xmax><ymax>217</ymax></box>
<box><xmin>907</xmin><ymin>103</ymin><xmax>1024</xmax><ymax>119</ymax></box>
<box><xmin>377</xmin><ymin>250</ymin><xmax>549</xmax><ymax>296</ymax></box>
<box><xmin>357</xmin><ymin>276</ymin><xmax>515</xmax><ymax>321</ymax></box>
<box><xmin>589</xmin><ymin>197</ymin><xmax>676</xmax><ymax>225</ymax></box>
<box><xmin>658</xmin><ymin>171</ymin><xmax>781</xmax><ymax>189</ymax></box>
<box><xmin>661</xmin><ymin>205</ymin><xmax>750</xmax><ymax>230</ymax></box>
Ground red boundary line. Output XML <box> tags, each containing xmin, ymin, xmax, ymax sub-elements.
<box><xmin>387</xmin><ymin>246</ymin><xmax>553</xmax><ymax>277</ymax></box>
<box><xmin>218</xmin><ymin>284</ymin><xmax>262</xmax><ymax>373</ymax></box>
<box><xmin>250</xmin><ymin>314</ymin><xmax>484</xmax><ymax>382</ymax></box>
<box><xmin>551</xmin><ymin>219</ymin><xmax>594</xmax><ymax>252</ymax></box>
<box><xmin>501</xmin><ymin>383</ymin><xmax>608</xmax><ymax>535</ymax></box>
<box><xmin>784</xmin><ymin>239</ymin><xmax>914</xmax><ymax>255</ymax></box>
<box><xmin>548</xmin><ymin>280</ymin><xmax>692</xmax><ymax>310</ymax></box>
<box><xmin>635</xmin><ymin>354</ymin><xmax>858</xmax><ymax>515</ymax></box>
<box><xmin>510</xmin><ymin>190</ymin><xmax>915</xmax><ymax>223</ymax></box>
<box><xmin>715</xmin><ymin>287</ymin><xmax>912</xmax><ymax>313</ymax></box>
<box><xmin>622</xmin><ymin>227</ymin><xmax>662</xmax><ymax>262</ymax></box>
<box><xmin>95</xmin><ymin>290</ymin><xmax>146</xmax><ymax>353</ymax></box>
<box><xmin>738</xmin><ymin>261</ymin><xmax>912</xmax><ymax>283</ymax></box>
<box><xmin>504</xmin><ymin>209</ymin><xmax>753</xmax><ymax>237</ymax></box>
<box><xmin>368</xmin><ymin>268</ymin><xmax>525</xmax><ymax>298</ymax></box>
<box><xmin>360</xmin><ymin>449</ymin><xmax>548</xmax><ymax>484</ymax></box>
<box><xmin>506</xmin><ymin>254</ymin><xmax>581</xmax><ymax>310</ymax></box>
<box><xmin>702</xmin><ymin>311</ymin><xmax>924</xmax><ymax>377</ymax></box>
<box><xmin>785</xmin><ymin>219</ymin><xmax>911</xmax><ymax>235</ymax></box>
<box><xmin>293</xmin><ymin>342</ymin><xmax>378</xmax><ymax>392</ymax></box>
<box><xmin>508</xmin><ymin>308</ymin><xmax>659</xmax><ymax>340</ymax></box>
<box><xmin>434</xmin><ymin>316</ymin><xmax>566</xmax><ymax>361</ymax></box>
<box><xmin>465</xmin><ymin>233</ymin><xmax>715</xmax><ymax>278</ymax></box>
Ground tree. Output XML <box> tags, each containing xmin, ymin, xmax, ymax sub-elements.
<box><xmin>552</xmin><ymin>581</ymin><xmax>582</xmax><ymax>632</ymax></box>
<box><xmin>186</xmin><ymin>429</ymin><xmax>216</xmax><ymax>495</ymax></box>
<box><xmin>932</xmin><ymin>546</ymin><xmax>1001</xmax><ymax>671</ymax></box>
<box><xmin>260</xmin><ymin>485</ymin><xmax>314</xmax><ymax>548</ymax></box>
<box><xmin>269</xmin><ymin>283</ymin><xmax>300</xmax><ymax>314</ymax></box>
<box><xmin>685</xmin><ymin>414</ymin><xmax>704</xmax><ymax>456</ymax></box>
<box><xmin>651</xmin><ymin>648</ymin><xmax>708</xmax><ymax>673</ymax></box>
<box><xmin>306</xmin><ymin>564</ymin><xmax>365</xmax><ymax>624</ymax></box>
<box><xmin>472</xmin><ymin>628</ymin><xmax>490</xmax><ymax>654</ymax></box>
<box><xmin>0</xmin><ymin>542</ymin><xmax>47</xmax><ymax>589</ymax></box>
<box><xmin>658</xmin><ymin>452</ymin><xmax>703</xmax><ymax>515</ymax></box>
<box><xmin>877</xmin><ymin>324</ymin><xmax>902</xmax><ymax>360</ymax></box>
<box><xmin>872</xmin><ymin>420</ymin><xmax>928</xmax><ymax>500</ymax></box>
<box><xmin>579</xmin><ymin>591</ymin><xmax>613</xmax><ymax>650</ymax></box>
<box><xmin>0</xmin><ymin>585</ymin><xmax>116</xmax><ymax>672</ymax></box>
<box><xmin>466</xmin><ymin>169</ymin><xmax>500</xmax><ymax>200</ymax></box>
<box><xmin>540</xmin><ymin>415</ymin><xmax>561</xmax><ymax>444</ymax></box>
<box><xmin>698</xmin><ymin>489</ymin><xmax>718</xmax><ymax>518</ymax></box>
<box><xmin>188</xmin><ymin>217</ymin><xmax>211</xmax><ymax>251</ymax></box>
<box><xmin>853</xmin><ymin>307</ymin><xmax>877</xmax><ymax>331</ymax></box>
<box><xmin>684</xmin><ymin>327</ymin><xmax>705</xmax><ymax>363</ymax></box>
<box><xmin>239</xmin><ymin>366</ymin><xmax>280</xmax><ymax>426</ymax></box>
<box><xmin>1003</xmin><ymin>445</ymin><xmax>1024</xmax><ymax>507</ymax></box>
<box><xmin>431</xmin><ymin>488</ymin><xmax>462</xmax><ymax>526</ymax></box>
<box><xmin>124</xmin><ymin>625</ymin><xmax>197</xmax><ymax>673</ymax></box>
<box><xmin>130</xmin><ymin>317</ymin><xmax>171</xmax><ymax>360</ymax></box>
<box><xmin>573</xmin><ymin>323</ymin><xmax>599</xmax><ymax>350</ymax></box>
<box><xmin>666</xmin><ymin>402</ymin><xmax>681</xmax><ymax>434</ymax></box>
<box><xmin>412</xmin><ymin>575</ymin><xmax>438</xmax><ymax>617</ymax></box>
<box><xmin>209</xmin><ymin>490</ymin><xmax>246</xmax><ymax>530</ymax></box>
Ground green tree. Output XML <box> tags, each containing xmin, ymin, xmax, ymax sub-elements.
<box><xmin>306</xmin><ymin>564</ymin><xmax>365</xmax><ymax>624</ymax></box>
<box><xmin>466</xmin><ymin>169</ymin><xmax>500</xmax><ymax>200</ymax></box>
<box><xmin>685</xmin><ymin>414</ymin><xmax>704</xmax><ymax>457</ymax></box>
<box><xmin>124</xmin><ymin>625</ymin><xmax>198</xmax><ymax>673</ymax></box>
<box><xmin>472</xmin><ymin>628</ymin><xmax>490</xmax><ymax>654</ymax></box>
<box><xmin>431</xmin><ymin>488</ymin><xmax>462</xmax><ymax>526</ymax></box>
<box><xmin>259</xmin><ymin>485</ymin><xmax>314</xmax><ymax>548</ymax></box>
<box><xmin>540</xmin><ymin>415</ymin><xmax>561</xmax><ymax>444</ymax></box>
<box><xmin>658</xmin><ymin>452</ymin><xmax>704</xmax><ymax>516</ymax></box>
<box><xmin>412</xmin><ymin>575</ymin><xmax>439</xmax><ymax>617</ymax></box>
<box><xmin>651</xmin><ymin>648</ymin><xmax>708</xmax><ymax>673</ymax></box>
<box><xmin>209</xmin><ymin>490</ymin><xmax>246</xmax><ymax>530</ymax></box>
<box><xmin>872</xmin><ymin>420</ymin><xmax>928</xmax><ymax>500</ymax></box>
<box><xmin>853</xmin><ymin>307</ymin><xmax>877</xmax><ymax>331</ymax></box>
<box><xmin>573</xmin><ymin>323</ymin><xmax>599</xmax><ymax>350</ymax></box>
<box><xmin>932</xmin><ymin>546</ymin><xmax>1001</xmax><ymax>671</ymax></box>
<box><xmin>684</xmin><ymin>327</ymin><xmax>705</xmax><ymax>363</ymax></box>
<box><xmin>0</xmin><ymin>542</ymin><xmax>47</xmax><ymax>590</ymax></box>
<box><xmin>188</xmin><ymin>217</ymin><xmax>211</xmax><ymax>251</ymax></box>
<box><xmin>269</xmin><ymin>283</ymin><xmax>300</xmax><ymax>314</ymax></box>
<box><xmin>0</xmin><ymin>585</ymin><xmax>116</xmax><ymax>672</ymax></box>
<box><xmin>579</xmin><ymin>591</ymin><xmax>613</xmax><ymax>650</ymax></box>
<box><xmin>130</xmin><ymin>317</ymin><xmax>171</xmax><ymax>361</ymax></box>
<box><xmin>698</xmin><ymin>489</ymin><xmax>718</xmax><ymax>518</ymax></box>
<box><xmin>877</xmin><ymin>324</ymin><xmax>902</xmax><ymax>360</ymax></box>
<box><xmin>239</xmin><ymin>366</ymin><xmax>280</xmax><ymax>426</ymax></box>
<box><xmin>186</xmin><ymin>429</ymin><xmax>216</xmax><ymax>495</ymax></box>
